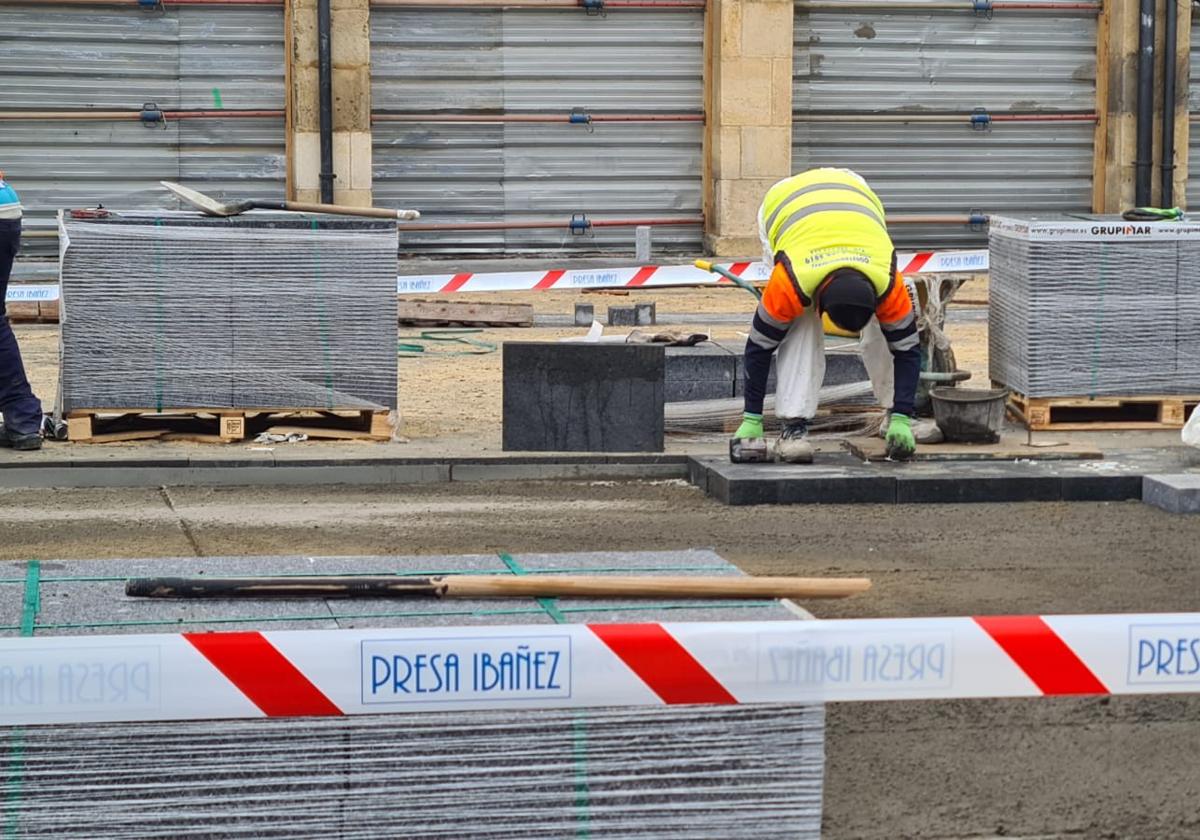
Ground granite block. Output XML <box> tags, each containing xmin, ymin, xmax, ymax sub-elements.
<box><xmin>503</xmin><ymin>342</ymin><xmax>665</xmax><ymax>452</ymax></box>
<box><xmin>1143</xmin><ymin>474</ymin><xmax>1200</xmax><ymax>514</ymax></box>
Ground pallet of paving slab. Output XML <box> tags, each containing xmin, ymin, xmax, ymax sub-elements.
<box><xmin>1005</xmin><ymin>388</ymin><xmax>1200</xmax><ymax>431</ymax></box>
<box><xmin>64</xmin><ymin>408</ymin><xmax>393</xmax><ymax>444</ymax></box>
<box><xmin>397</xmin><ymin>299</ymin><xmax>533</xmax><ymax>328</ymax></box>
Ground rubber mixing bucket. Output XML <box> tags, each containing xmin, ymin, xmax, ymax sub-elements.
<box><xmin>930</xmin><ymin>387</ymin><xmax>1008</xmax><ymax>443</ymax></box>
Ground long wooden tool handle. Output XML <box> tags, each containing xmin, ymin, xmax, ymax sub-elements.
<box><xmin>125</xmin><ymin>575</ymin><xmax>870</xmax><ymax>600</ymax></box>
<box><xmin>278</xmin><ymin>200</ymin><xmax>420</xmax><ymax>220</ymax></box>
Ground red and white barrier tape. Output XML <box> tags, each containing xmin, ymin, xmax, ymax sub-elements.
<box><xmin>397</xmin><ymin>250</ymin><xmax>989</xmax><ymax>295</ymax></box>
<box><xmin>2</xmin><ymin>613</ymin><xmax>1197</xmax><ymax>726</ymax></box>
<box><xmin>5</xmin><ymin>251</ymin><xmax>987</xmax><ymax>304</ymax></box>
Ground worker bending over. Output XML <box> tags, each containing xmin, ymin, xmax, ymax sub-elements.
<box><xmin>0</xmin><ymin>171</ymin><xmax>43</xmax><ymax>450</ymax></box>
<box><xmin>734</xmin><ymin>168</ymin><xmax>920</xmax><ymax>462</ymax></box>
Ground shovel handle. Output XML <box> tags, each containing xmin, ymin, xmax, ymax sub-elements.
<box><xmin>261</xmin><ymin>200</ymin><xmax>420</xmax><ymax>220</ymax></box>
<box><xmin>125</xmin><ymin>574</ymin><xmax>871</xmax><ymax>601</ymax></box>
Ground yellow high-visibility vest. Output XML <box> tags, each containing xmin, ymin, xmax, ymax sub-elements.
<box><xmin>761</xmin><ymin>169</ymin><xmax>895</xmax><ymax>303</ymax></box>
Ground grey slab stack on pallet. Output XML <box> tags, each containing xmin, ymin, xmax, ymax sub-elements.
<box><xmin>989</xmin><ymin>215</ymin><xmax>1200</xmax><ymax>397</ymax></box>
<box><xmin>57</xmin><ymin>211</ymin><xmax>399</xmax><ymax>412</ymax></box>
<box><xmin>666</xmin><ymin>339</ymin><xmax>871</xmax><ymax>402</ymax></box>
<box><xmin>0</xmin><ymin>550</ymin><xmax>824</xmax><ymax>839</ymax></box>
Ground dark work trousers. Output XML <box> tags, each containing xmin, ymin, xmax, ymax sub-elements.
<box><xmin>0</xmin><ymin>219</ymin><xmax>43</xmax><ymax>435</ymax></box>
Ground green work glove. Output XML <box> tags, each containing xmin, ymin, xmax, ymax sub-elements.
<box><xmin>885</xmin><ymin>413</ymin><xmax>916</xmax><ymax>461</ymax></box>
<box><xmin>734</xmin><ymin>412</ymin><xmax>764</xmax><ymax>440</ymax></box>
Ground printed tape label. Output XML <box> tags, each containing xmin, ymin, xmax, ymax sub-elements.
<box><xmin>0</xmin><ymin>645</ymin><xmax>160</xmax><ymax>713</ymax></box>
<box><xmin>361</xmin><ymin>634</ymin><xmax>572</xmax><ymax>705</ymax></box>
<box><xmin>755</xmin><ymin>628</ymin><xmax>954</xmax><ymax>695</ymax></box>
<box><xmin>1128</xmin><ymin>623</ymin><xmax>1200</xmax><ymax>685</ymax></box>
<box><xmin>4</xmin><ymin>284</ymin><xmax>59</xmax><ymax>302</ymax></box>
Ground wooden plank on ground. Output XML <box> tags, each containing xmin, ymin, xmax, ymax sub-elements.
<box><xmin>845</xmin><ymin>435</ymin><xmax>1103</xmax><ymax>462</ymax></box>
<box><xmin>398</xmin><ymin>299</ymin><xmax>533</xmax><ymax>327</ymax></box>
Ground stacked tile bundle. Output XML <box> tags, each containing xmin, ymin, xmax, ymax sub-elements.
<box><xmin>0</xmin><ymin>550</ymin><xmax>825</xmax><ymax>839</ymax></box>
<box><xmin>989</xmin><ymin>215</ymin><xmax>1200</xmax><ymax>397</ymax></box>
<box><xmin>57</xmin><ymin>211</ymin><xmax>399</xmax><ymax>412</ymax></box>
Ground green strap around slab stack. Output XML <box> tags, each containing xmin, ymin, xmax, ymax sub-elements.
<box><xmin>153</xmin><ymin>219</ymin><xmax>165</xmax><ymax>413</ymax></box>
<box><xmin>497</xmin><ymin>553</ymin><xmax>589</xmax><ymax>838</ymax></box>
<box><xmin>310</xmin><ymin>220</ymin><xmax>335</xmax><ymax>410</ymax></box>
<box><xmin>1087</xmin><ymin>244</ymin><xmax>1110</xmax><ymax>398</ymax></box>
<box><xmin>5</xmin><ymin>560</ymin><xmax>40</xmax><ymax>838</ymax></box>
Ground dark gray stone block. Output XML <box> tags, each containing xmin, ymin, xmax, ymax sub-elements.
<box><xmin>574</xmin><ymin>303</ymin><xmax>594</xmax><ymax>326</ymax></box>
<box><xmin>608</xmin><ymin>306</ymin><xmax>637</xmax><ymax>326</ymax></box>
<box><xmin>1143</xmin><ymin>474</ymin><xmax>1200</xmax><ymax>514</ymax></box>
<box><xmin>666</xmin><ymin>380</ymin><xmax>737</xmax><ymax>402</ymax></box>
<box><xmin>1060</xmin><ymin>474</ymin><xmax>1144</xmax><ymax>502</ymax></box>
<box><xmin>776</xmin><ymin>472</ymin><xmax>897</xmax><ymax>504</ymax></box>
<box><xmin>502</xmin><ymin>342</ymin><xmax>665</xmax><ymax>452</ymax></box>
<box><xmin>895</xmin><ymin>473</ymin><xmax>1062</xmax><ymax>504</ymax></box>
<box><xmin>635</xmin><ymin>302</ymin><xmax>656</xmax><ymax>326</ymax></box>
<box><xmin>704</xmin><ymin>460</ymin><xmax>897</xmax><ymax>505</ymax></box>
<box><xmin>686</xmin><ymin>457</ymin><xmax>710</xmax><ymax>493</ymax></box>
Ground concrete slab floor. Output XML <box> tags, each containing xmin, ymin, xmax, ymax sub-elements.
<box><xmin>1</xmin><ymin>482</ymin><xmax>1199</xmax><ymax>838</ymax></box>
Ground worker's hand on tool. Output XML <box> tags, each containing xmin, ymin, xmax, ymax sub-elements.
<box><xmin>884</xmin><ymin>413</ymin><xmax>916</xmax><ymax>460</ymax></box>
<box><xmin>734</xmin><ymin>412</ymin><xmax>764</xmax><ymax>439</ymax></box>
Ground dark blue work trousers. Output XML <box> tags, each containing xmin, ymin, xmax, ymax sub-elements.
<box><xmin>0</xmin><ymin>219</ymin><xmax>43</xmax><ymax>435</ymax></box>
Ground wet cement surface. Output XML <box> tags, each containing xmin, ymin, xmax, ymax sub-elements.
<box><xmin>1</xmin><ymin>479</ymin><xmax>1199</xmax><ymax>838</ymax></box>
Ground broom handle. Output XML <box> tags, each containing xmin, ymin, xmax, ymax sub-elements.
<box><xmin>125</xmin><ymin>575</ymin><xmax>871</xmax><ymax>600</ymax></box>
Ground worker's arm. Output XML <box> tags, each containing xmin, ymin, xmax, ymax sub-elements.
<box><xmin>875</xmin><ymin>273</ymin><xmax>921</xmax><ymax>417</ymax></box>
<box><xmin>743</xmin><ymin>262</ymin><xmax>804</xmax><ymax>417</ymax></box>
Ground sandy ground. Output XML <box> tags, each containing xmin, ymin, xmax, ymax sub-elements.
<box><xmin>12</xmin><ymin>278</ymin><xmax>990</xmax><ymax>439</ymax></box>
<box><xmin>0</xmin><ymin>480</ymin><xmax>1197</xmax><ymax>838</ymax></box>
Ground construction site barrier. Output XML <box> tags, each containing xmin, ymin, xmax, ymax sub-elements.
<box><xmin>6</xmin><ymin>250</ymin><xmax>989</xmax><ymax>304</ymax></box>
<box><xmin>2</xmin><ymin>613</ymin><xmax>1199</xmax><ymax>726</ymax></box>
<box><xmin>396</xmin><ymin>249</ymin><xmax>990</xmax><ymax>294</ymax></box>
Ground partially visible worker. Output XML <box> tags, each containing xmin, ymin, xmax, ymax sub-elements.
<box><xmin>733</xmin><ymin>168</ymin><xmax>920</xmax><ymax>462</ymax></box>
<box><xmin>0</xmin><ymin>170</ymin><xmax>44</xmax><ymax>450</ymax></box>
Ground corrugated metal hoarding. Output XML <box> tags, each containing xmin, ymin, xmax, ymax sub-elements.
<box><xmin>793</xmin><ymin>0</ymin><xmax>1098</xmax><ymax>248</ymax></box>
<box><xmin>370</xmin><ymin>9</ymin><xmax>705</xmax><ymax>255</ymax></box>
<box><xmin>0</xmin><ymin>4</ymin><xmax>285</xmax><ymax>261</ymax></box>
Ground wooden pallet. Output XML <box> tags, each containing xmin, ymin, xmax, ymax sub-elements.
<box><xmin>1006</xmin><ymin>389</ymin><xmax>1200</xmax><ymax>431</ymax></box>
<box><xmin>65</xmin><ymin>408</ymin><xmax>393</xmax><ymax>444</ymax></box>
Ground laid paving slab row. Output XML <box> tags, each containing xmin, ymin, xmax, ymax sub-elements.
<box><xmin>691</xmin><ymin>450</ymin><xmax>1200</xmax><ymax>506</ymax></box>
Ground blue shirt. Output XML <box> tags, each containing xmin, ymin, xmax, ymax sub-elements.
<box><xmin>0</xmin><ymin>179</ymin><xmax>20</xmax><ymax>219</ymax></box>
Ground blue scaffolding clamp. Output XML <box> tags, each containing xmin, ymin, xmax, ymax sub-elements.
<box><xmin>970</xmin><ymin>107</ymin><xmax>991</xmax><ymax>131</ymax></box>
<box><xmin>581</xmin><ymin>0</ymin><xmax>606</xmax><ymax>16</ymax></box>
<box><xmin>569</xmin><ymin>213</ymin><xmax>592</xmax><ymax>235</ymax></box>
<box><xmin>973</xmin><ymin>0</ymin><xmax>993</xmax><ymax>20</ymax></box>
<box><xmin>139</xmin><ymin>102</ymin><xmax>166</xmax><ymax>128</ymax></box>
<box><xmin>967</xmin><ymin>208</ymin><xmax>988</xmax><ymax>231</ymax></box>
<box><xmin>569</xmin><ymin>108</ymin><xmax>595</xmax><ymax>133</ymax></box>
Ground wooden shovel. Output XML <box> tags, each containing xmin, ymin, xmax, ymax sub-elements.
<box><xmin>160</xmin><ymin>181</ymin><xmax>420</xmax><ymax>221</ymax></box>
<box><xmin>125</xmin><ymin>574</ymin><xmax>871</xmax><ymax>601</ymax></box>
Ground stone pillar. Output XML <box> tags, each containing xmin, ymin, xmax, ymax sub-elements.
<box><xmin>287</xmin><ymin>0</ymin><xmax>373</xmax><ymax>206</ymax></box>
<box><xmin>1093</xmin><ymin>0</ymin><xmax>1191</xmax><ymax>212</ymax></box>
<box><xmin>704</xmin><ymin>0</ymin><xmax>794</xmax><ymax>257</ymax></box>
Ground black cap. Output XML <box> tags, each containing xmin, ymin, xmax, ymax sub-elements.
<box><xmin>819</xmin><ymin>268</ymin><xmax>876</xmax><ymax>332</ymax></box>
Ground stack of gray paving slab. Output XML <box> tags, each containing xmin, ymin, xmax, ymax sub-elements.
<box><xmin>989</xmin><ymin>215</ymin><xmax>1200</xmax><ymax>397</ymax></box>
<box><xmin>666</xmin><ymin>340</ymin><xmax>871</xmax><ymax>403</ymax></box>
<box><xmin>0</xmin><ymin>550</ymin><xmax>824</xmax><ymax>839</ymax></box>
<box><xmin>57</xmin><ymin>211</ymin><xmax>399</xmax><ymax>412</ymax></box>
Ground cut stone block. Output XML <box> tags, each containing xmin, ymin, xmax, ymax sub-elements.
<box><xmin>503</xmin><ymin>342</ymin><xmax>665</xmax><ymax>452</ymax></box>
<box><xmin>573</xmin><ymin>302</ymin><xmax>594</xmax><ymax>326</ymax></box>
<box><xmin>635</xmin><ymin>302</ymin><xmax>656</xmax><ymax>326</ymax></box>
<box><xmin>608</xmin><ymin>306</ymin><xmax>637</xmax><ymax>326</ymax></box>
<box><xmin>1143</xmin><ymin>474</ymin><xmax>1200</xmax><ymax>514</ymax></box>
